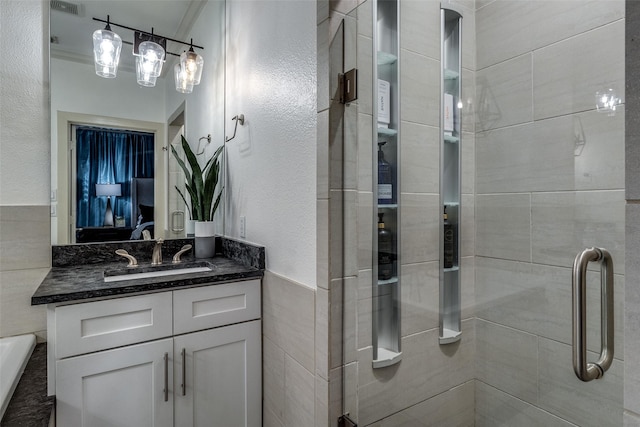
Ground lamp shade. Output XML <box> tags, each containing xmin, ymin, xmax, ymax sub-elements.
<box><xmin>135</xmin><ymin>41</ymin><xmax>165</xmax><ymax>87</ymax></box>
<box><xmin>92</xmin><ymin>28</ymin><xmax>122</xmax><ymax>78</ymax></box>
<box><xmin>180</xmin><ymin>49</ymin><xmax>204</xmax><ymax>85</ymax></box>
<box><xmin>96</xmin><ymin>183</ymin><xmax>122</xmax><ymax>197</ymax></box>
<box><xmin>174</xmin><ymin>63</ymin><xmax>194</xmax><ymax>94</ymax></box>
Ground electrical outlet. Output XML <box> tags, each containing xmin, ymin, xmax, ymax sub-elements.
<box><xmin>240</xmin><ymin>216</ymin><xmax>246</xmax><ymax>238</ymax></box>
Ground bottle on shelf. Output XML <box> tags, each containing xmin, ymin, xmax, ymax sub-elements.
<box><xmin>378</xmin><ymin>212</ymin><xmax>393</xmax><ymax>280</ymax></box>
<box><xmin>378</xmin><ymin>141</ymin><xmax>394</xmax><ymax>205</ymax></box>
<box><xmin>443</xmin><ymin>206</ymin><xmax>455</xmax><ymax>269</ymax></box>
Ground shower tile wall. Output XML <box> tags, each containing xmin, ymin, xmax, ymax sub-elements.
<box><xmin>475</xmin><ymin>1</ymin><xmax>625</xmax><ymax>426</ymax></box>
<box><xmin>328</xmin><ymin>0</ymin><xmax>478</xmax><ymax>425</ymax></box>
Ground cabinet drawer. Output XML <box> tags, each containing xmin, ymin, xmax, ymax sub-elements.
<box><xmin>174</xmin><ymin>280</ymin><xmax>261</xmax><ymax>335</ymax></box>
<box><xmin>55</xmin><ymin>292</ymin><xmax>172</xmax><ymax>359</ymax></box>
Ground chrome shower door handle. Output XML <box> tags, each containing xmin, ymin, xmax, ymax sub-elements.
<box><xmin>572</xmin><ymin>247</ymin><xmax>614</xmax><ymax>382</ymax></box>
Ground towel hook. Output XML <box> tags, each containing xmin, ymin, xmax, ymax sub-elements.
<box><xmin>225</xmin><ymin>114</ymin><xmax>245</xmax><ymax>143</ymax></box>
<box><xmin>196</xmin><ymin>134</ymin><xmax>211</xmax><ymax>155</ymax></box>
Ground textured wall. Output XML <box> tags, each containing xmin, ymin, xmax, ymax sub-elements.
<box><xmin>224</xmin><ymin>0</ymin><xmax>317</xmax><ymax>288</ymax></box>
<box><xmin>0</xmin><ymin>0</ymin><xmax>50</xmax><ymax>339</ymax></box>
<box><xmin>0</xmin><ymin>0</ymin><xmax>50</xmax><ymax>205</ymax></box>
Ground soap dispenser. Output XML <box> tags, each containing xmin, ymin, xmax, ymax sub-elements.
<box><xmin>443</xmin><ymin>206</ymin><xmax>454</xmax><ymax>269</ymax></box>
<box><xmin>378</xmin><ymin>141</ymin><xmax>394</xmax><ymax>204</ymax></box>
<box><xmin>378</xmin><ymin>212</ymin><xmax>393</xmax><ymax>280</ymax></box>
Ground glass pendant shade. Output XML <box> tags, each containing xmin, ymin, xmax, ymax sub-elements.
<box><xmin>180</xmin><ymin>50</ymin><xmax>204</xmax><ymax>85</ymax></box>
<box><xmin>135</xmin><ymin>41</ymin><xmax>165</xmax><ymax>87</ymax></box>
<box><xmin>92</xmin><ymin>28</ymin><xmax>122</xmax><ymax>78</ymax></box>
<box><xmin>174</xmin><ymin>63</ymin><xmax>194</xmax><ymax>93</ymax></box>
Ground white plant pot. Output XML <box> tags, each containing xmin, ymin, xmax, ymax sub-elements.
<box><xmin>194</xmin><ymin>221</ymin><xmax>216</xmax><ymax>258</ymax></box>
<box><xmin>185</xmin><ymin>219</ymin><xmax>196</xmax><ymax>237</ymax></box>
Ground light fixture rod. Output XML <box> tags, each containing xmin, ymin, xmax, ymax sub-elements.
<box><xmin>92</xmin><ymin>17</ymin><xmax>204</xmax><ymax>50</ymax></box>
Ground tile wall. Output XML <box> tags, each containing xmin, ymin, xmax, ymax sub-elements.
<box><xmin>475</xmin><ymin>0</ymin><xmax>625</xmax><ymax>425</ymax></box>
<box><xmin>321</xmin><ymin>0</ymin><xmax>477</xmax><ymax>425</ymax></box>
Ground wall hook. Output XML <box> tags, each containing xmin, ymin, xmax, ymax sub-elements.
<box><xmin>196</xmin><ymin>134</ymin><xmax>211</xmax><ymax>155</ymax></box>
<box><xmin>225</xmin><ymin>114</ymin><xmax>245</xmax><ymax>143</ymax></box>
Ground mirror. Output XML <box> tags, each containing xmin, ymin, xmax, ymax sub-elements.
<box><xmin>49</xmin><ymin>0</ymin><xmax>226</xmax><ymax>244</ymax></box>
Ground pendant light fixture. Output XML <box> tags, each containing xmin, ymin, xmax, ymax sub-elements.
<box><xmin>180</xmin><ymin>40</ymin><xmax>204</xmax><ymax>86</ymax></box>
<box><xmin>92</xmin><ymin>17</ymin><xmax>204</xmax><ymax>93</ymax></box>
<box><xmin>92</xmin><ymin>15</ymin><xmax>122</xmax><ymax>78</ymax></box>
<box><xmin>134</xmin><ymin>32</ymin><xmax>166</xmax><ymax>87</ymax></box>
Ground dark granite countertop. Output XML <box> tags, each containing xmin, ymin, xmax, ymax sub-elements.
<box><xmin>1</xmin><ymin>344</ymin><xmax>54</xmax><ymax>427</ymax></box>
<box><xmin>32</xmin><ymin>237</ymin><xmax>265</xmax><ymax>305</ymax></box>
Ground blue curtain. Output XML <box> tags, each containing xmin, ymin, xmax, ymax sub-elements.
<box><xmin>76</xmin><ymin>127</ymin><xmax>154</xmax><ymax>227</ymax></box>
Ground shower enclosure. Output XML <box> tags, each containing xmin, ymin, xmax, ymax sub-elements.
<box><xmin>336</xmin><ymin>0</ymin><xmax>625</xmax><ymax>425</ymax></box>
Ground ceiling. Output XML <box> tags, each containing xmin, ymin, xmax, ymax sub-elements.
<box><xmin>50</xmin><ymin>0</ymin><xmax>207</xmax><ymax>75</ymax></box>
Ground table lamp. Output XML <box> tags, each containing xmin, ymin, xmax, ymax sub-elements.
<box><xmin>96</xmin><ymin>183</ymin><xmax>122</xmax><ymax>227</ymax></box>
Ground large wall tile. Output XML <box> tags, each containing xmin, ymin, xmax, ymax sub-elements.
<box><xmin>627</xmin><ymin>0</ymin><xmax>640</xmax><ymax>201</ymax></box>
<box><xmin>461</xmin><ymin>131</ymin><xmax>474</xmax><ymax>195</ymax></box>
<box><xmin>400</xmin><ymin>121</ymin><xmax>439</xmax><ymax>194</ymax></box>
<box><xmin>357</xmin><ymin>191</ymin><xmax>374</xmax><ymax>271</ymax></box>
<box><xmin>344</xmin><ymin>102</ymin><xmax>358</xmax><ymax>190</ymax></box>
<box><xmin>357</xmin><ymin>113</ymin><xmax>373</xmax><ymax>192</ymax></box>
<box><xmin>476</xmin><ymin>319</ymin><xmax>538</xmax><ymax>404</ymax></box>
<box><xmin>357</xmin><ymin>320</ymin><xmax>475</xmax><ymax>426</ymax></box>
<box><xmin>460</xmin><ymin>256</ymin><xmax>475</xmax><ymax>321</ymax></box>
<box><xmin>400</xmin><ymin>261</ymin><xmax>439</xmax><ymax>337</ymax></box>
<box><xmin>262</xmin><ymin>271</ymin><xmax>315</xmax><ymax>373</ymax></box>
<box><xmin>625</xmin><ymin>411</ymin><xmax>640</xmax><ymax>427</ymax></box>
<box><xmin>538</xmin><ymin>337</ymin><xmax>623</xmax><ymax>427</ymax></box>
<box><xmin>316</xmin><ymin>287</ymin><xmax>330</xmax><ymax>379</ymax></box>
<box><xmin>400</xmin><ymin>0</ymin><xmax>440</xmax><ymax>60</ymax></box>
<box><xmin>531</xmin><ymin>191</ymin><xmax>625</xmax><ymax>273</ymax></box>
<box><xmin>318</xmin><ymin>18</ymin><xmax>330</xmax><ymax>113</ymax></box>
<box><xmin>461</xmin><ymin>194</ymin><xmax>474</xmax><ymax>258</ymax></box>
<box><xmin>400</xmin><ymin>193</ymin><xmax>440</xmax><ymax>264</ymax></box>
<box><xmin>476</xmin><ymin>0</ymin><xmax>535</xmax><ymax>69</ymax></box>
<box><xmin>330</xmin><ymin>189</ymin><xmax>344</xmax><ymax>280</ymax></box>
<box><xmin>476</xmin><ymin>257</ymin><xmax>624</xmax><ymax>358</ymax></box>
<box><xmin>530</xmin><ymin>1</ymin><xmax>624</xmax><ymax>53</ymax></box>
<box><xmin>476</xmin><ymin>381</ymin><xmax>577</xmax><ymax>427</ymax></box>
<box><xmin>533</xmin><ymin>21</ymin><xmax>624</xmax><ymax>120</ymax></box>
<box><xmin>0</xmin><ymin>268</ymin><xmax>47</xmax><ymax>337</ymax></box>
<box><xmin>317</xmin><ymin>199</ymin><xmax>330</xmax><ymax>289</ymax></box>
<box><xmin>344</xmin><ymin>190</ymin><xmax>358</xmax><ymax>277</ymax></box>
<box><xmin>476</xmin><ymin>193</ymin><xmax>531</xmax><ymax>262</ymax></box>
<box><xmin>475</xmin><ymin>54</ymin><xmax>532</xmax><ymax>131</ymax></box>
<box><xmin>625</xmin><ymin>204</ymin><xmax>640</xmax><ymax>415</ymax></box>
<box><xmin>357</xmin><ymin>33</ymin><xmax>373</xmax><ymax>119</ymax></box>
<box><xmin>0</xmin><ymin>206</ymin><xmax>50</xmax><ymax>271</ymax></box>
<box><xmin>263</xmin><ymin>336</ymin><xmax>285</xmax><ymax>421</ymax></box>
<box><xmin>284</xmin><ymin>355</ymin><xmax>316</xmax><ymax>427</ymax></box>
<box><xmin>400</xmin><ymin>50</ymin><xmax>440</xmax><ymax>127</ymax></box>
<box><xmin>476</xmin><ymin>123</ymin><xmax>535</xmax><ymax>194</ymax></box>
<box><xmin>368</xmin><ymin>380</ymin><xmax>475</xmax><ymax>427</ymax></box>
<box><xmin>317</xmin><ymin>109</ymin><xmax>330</xmax><ymax>199</ymax></box>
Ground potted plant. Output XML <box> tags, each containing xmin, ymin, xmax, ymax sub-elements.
<box><xmin>171</xmin><ymin>135</ymin><xmax>223</xmax><ymax>258</ymax></box>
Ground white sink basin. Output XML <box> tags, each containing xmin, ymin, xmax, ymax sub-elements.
<box><xmin>104</xmin><ymin>264</ymin><xmax>213</xmax><ymax>282</ymax></box>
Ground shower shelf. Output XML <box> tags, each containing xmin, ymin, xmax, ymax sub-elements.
<box><xmin>378</xmin><ymin>277</ymin><xmax>398</xmax><ymax>286</ymax></box>
<box><xmin>444</xmin><ymin>69</ymin><xmax>459</xmax><ymax>80</ymax></box>
<box><xmin>444</xmin><ymin>134</ymin><xmax>459</xmax><ymax>143</ymax></box>
<box><xmin>378</xmin><ymin>127</ymin><xmax>398</xmax><ymax>137</ymax></box>
<box><xmin>440</xmin><ymin>6</ymin><xmax>462</xmax><ymax>346</ymax></box>
<box><xmin>378</xmin><ymin>204</ymin><xmax>398</xmax><ymax>209</ymax></box>
<box><xmin>377</xmin><ymin>51</ymin><xmax>397</xmax><ymax>66</ymax></box>
<box><xmin>372</xmin><ymin>348</ymin><xmax>402</xmax><ymax>369</ymax></box>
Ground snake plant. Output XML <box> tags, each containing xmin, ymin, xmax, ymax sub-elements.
<box><xmin>171</xmin><ymin>135</ymin><xmax>223</xmax><ymax>222</ymax></box>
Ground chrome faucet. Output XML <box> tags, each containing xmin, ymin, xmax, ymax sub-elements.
<box><xmin>152</xmin><ymin>239</ymin><xmax>164</xmax><ymax>265</ymax></box>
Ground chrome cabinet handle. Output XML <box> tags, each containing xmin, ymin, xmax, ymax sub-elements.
<box><xmin>181</xmin><ymin>348</ymin><xmax>186</xmax><ymax>396</ymax></box>
<box><xmin>163</xmin><ymin>352</ymin><xmax>169</xmax><ymax>402</ymax></box>
<box><xmin>572</xmin><ymin>247</ymin><xmax>614</xmax><ymax>382</ymax></box>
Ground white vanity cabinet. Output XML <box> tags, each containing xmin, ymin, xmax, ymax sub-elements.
<box><xmin>49</xmin><ymin>279</ymin><xmax>262</xmax><ymax>427</ymax></box>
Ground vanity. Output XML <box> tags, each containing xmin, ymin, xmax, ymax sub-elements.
<box><xmin>31</xmin><ymin>238</ymin><xmax>264</xmax><ymax>427</ymax></box>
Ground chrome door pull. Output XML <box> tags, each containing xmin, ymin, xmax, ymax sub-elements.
<box><xmin>572</xmin><ymin>247</ymin><xmax>614</xmax><ymax>382</ymax></box>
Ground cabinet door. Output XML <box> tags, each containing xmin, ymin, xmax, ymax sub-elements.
<box><xmin>174</xmin><ymin>320</ymin><xmax>261</xmax><ymax>427</ymax></box>
<box><xmin>56</xmin><ymin>338</ymin><xmax>173</xmax><ymax>427</ymax></box>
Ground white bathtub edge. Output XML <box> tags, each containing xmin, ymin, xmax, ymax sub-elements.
<box><xmin>0</xmin><ymin>334</ymin><xmax>37</xmax><ymax>421</ymax></box>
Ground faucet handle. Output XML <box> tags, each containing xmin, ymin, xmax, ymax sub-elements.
<box><xmin>172</xmin><ymin>244</ymin><xmax>193</xmax><ymax>263</ymax></box>
<box><xmin>115</xmin><ymin>249</ymin><xmax>138</xmax><ymax>267</ymax></box>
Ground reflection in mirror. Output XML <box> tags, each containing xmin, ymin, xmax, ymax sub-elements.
<box><xmin>50</xmin><ymin>0</ymin><xmax>226</xmax><ymax>245</ymax></box>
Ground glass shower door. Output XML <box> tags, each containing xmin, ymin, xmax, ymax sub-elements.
<box><xmin>340</xmin><ymin>1</ymin><xmax>625</xmax><ymax>426</ymax></box>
